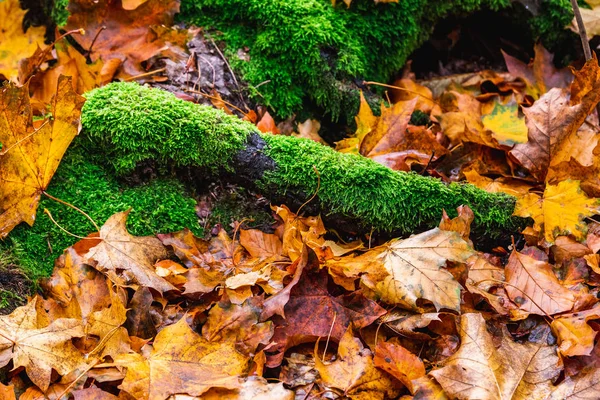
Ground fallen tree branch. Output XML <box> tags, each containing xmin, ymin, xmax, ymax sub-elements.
<box><xmin>81</xmin><ymin>82</ymin><xmax>526</xmax><ymax>244</ymax></box>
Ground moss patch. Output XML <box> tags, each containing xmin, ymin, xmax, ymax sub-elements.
<box><xmin>259</xmin><ymin>134</ymin><xmax>521</xmax><ymax>239</ymax></box>
<box><xmin>2</xmin><ymin>143</ymin><xmax>201</xmax><ymax>278</ymax></box>
<box><xmin>82</xmin><ymin>82</ymin><xmax>255</xmax><ymax>176</ymax></box>
<box><xmin>178</xmin><ymin>0</ymin><xmax>574</xmax><ymax>120</ymax></box>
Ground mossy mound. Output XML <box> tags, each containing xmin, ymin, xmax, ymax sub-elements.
<box><xmin>1</xmin><ymin>142</ymin><xmax>201</xmax><ymax>278</ymax></box>
<box><xmin>81</xmin><ymin>82</ymin><xmax>523</xmax><ymax>242</ymax></box>
<box><xmin>179</xmin><ymin>0</ymin><xmax>573</xmax><ymax>120</ymax></box>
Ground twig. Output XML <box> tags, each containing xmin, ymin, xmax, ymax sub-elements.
<box><xmin>86</xmin><ymin>26</ymin><xmax>106</xmax><ymax>58</ymax></box>
<box><xmin>571</xmin><ymin>0</ymin><xmax>592</xmax><ymax>60</ymax></box>
<box><xmin>209</xmin><ymin>37</ymin><xmax>249</xmax><ymax>110</ymax></box>
<box><xmin>570</xmin><ymin>0</ymin><xmax>600</xmax><ymax>119</ymax></box>
<box><xmin>124</xmin><ymin>68</ymin><xmax>167</xmax><ymax>82</ymax></box>
<box><xmin>185</xmin><ymin>88</ymin><xmax>248</xmax><ymax>116</ymax></box>
<box><xmin>43</xmin><ymin>191</ymin><xmax>100</xmax><ymax>232</ymax></box>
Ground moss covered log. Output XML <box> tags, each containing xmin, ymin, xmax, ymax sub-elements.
<box><xmin>179</xmin><ymin>0</ymin><xmax>574</xmax><ymax>120</ymax></box>
<box><xmin>1</xmin><ymin>143</ymin><xmax>201</xmax><ymax>278</ymax></box>
<box><xmin>81</xmin><ymin>82</ymin><xmax>523</xmax><ymax>238</ymax></box>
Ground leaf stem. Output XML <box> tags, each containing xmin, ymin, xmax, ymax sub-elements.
<box><xmin>43</xmin><ymin>191</ymin><xmax>100</xmax><ymax>232</ymax></box>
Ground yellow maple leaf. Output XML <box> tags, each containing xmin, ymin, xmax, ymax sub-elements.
<box><xmin>0</xmin><ymin>76</ymin><xmax>85</xmax><ymax>238</ymax></box>
<box><xmin>0</xmin><ymin>0</ymin><xmax>47</xmax><ymax>81</ymax></box>
<box><xmin>513</xmin><ymin>180</ymin><xmax>599</xmax><ymax>242</ymax></box>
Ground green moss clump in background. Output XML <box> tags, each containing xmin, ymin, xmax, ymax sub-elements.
<box><xmin>1</xmin><ymin>143</ymin><xmax>201</xmax><ymax>278</ymax></box>
<box><xmin>259</xmin><ymin>134</ymin><xmax>521</xmax><ymax>238</ymax></box>
<box><xmin>82</xmin><ymin>82</ymin><xmax>255</xmax><ymax>176</ymax></box>
<box><xmin>50</xmin><ymin>0</ymin><xmax>69</xmax><ymax>27</ymax></box>
<box><xmin>178</xmin><ymin>0</ymin><xmax>575</xmax><ymax>121</ymax></box>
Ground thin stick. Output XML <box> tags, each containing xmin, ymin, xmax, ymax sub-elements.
<box><xmin>570</xmin><ymin>0</ymin><xmax>600</xmax><ymax>120</ymax></box>
<box><xmin>44</xmin><ymin>209</ymin><xmax>88</xmax><ymax>239</ymax></box>
<box><xmin>186</xmin><ymin>89</ymin><xmax>248</xmax><ymax>116</ymax></box>
<box><xmin>296</xmin><ymin>166</ymin><xmax>321</xmax><ymax>216</ymax></box>
<box><xmin>363</xmin><ymin>80</ymin><xmax>440</xmax><ymax>107</ymax></box>
<box><xmin>0</xmin><ymin>120</ymin><xmax>49</xmax><ymax>155</ymax></box>
<box><xmin>571</xmin><ymin>0</ymin><xmax>592</xmax><ymax>60</ymax></box>
<box><xmin>209</xmin><ymin>38</ymin><xmax>249</xmax><ymax>110</ymax></box>
<box><xmin>124</xmin><ymin>67</ymin><xmax>167</xmax><ymax>82</ymax></box>
<box><xmin>86</xmin><ymin>26</ymin><xmax>106</xmax><ymax>57</ymax></box>
<box><xmin>323</xmin><ymin>311</ymin><xmax>337</xmax><ymax>360</ymax></box>
<box><xmin>43</xmin><ymin>191</ymin><xmax>100</xmax><ymax>232</ymax></box>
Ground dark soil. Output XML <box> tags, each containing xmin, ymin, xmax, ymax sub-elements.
<box><xmin>0</xmin><ymin>264</ymin><xmax>32</xmax><ymax>315</ymax></box>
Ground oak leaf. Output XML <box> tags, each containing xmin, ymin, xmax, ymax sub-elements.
<box><xmin>84</xmin><ymin>211</ymin><xmax>174</xmax><ymax>293</ymax></box>
<box><xmin>360</xmin><ymin>228</ymin><xmax>474</xmax><ymax>312</ymax></box>
<box><xmin>0</xmin><ymin>0</ymin><xmax>47</xmax><ymax>81</ymax></box>
<box><xmin>505</xmin><ymin>250</ymin><xmax>576</xmax><ymax>316</ymax></box>
<box><xmin>315</xmin><ymin>327</ymin><xmax>401</xmax><ymax>399</ymax></box>
<box><xmin>0</xmin><ymin>297</ymin><xmax>85</xmax><ymax>391</ymax></box>
<box><xmin>0</xmin><ymin>76</ymin><xmax>84</xmax><ymax>238</ymax></box>
<box><xmin>513</xmin><ymin>180</ymin><xmax>599</xmax><ymax>242</ymax></box>
<box><xmin>116</xmin><ymin>317</ymin><xmax>249</xmax><ymax>399</ymax></box>
<box><xmin>430</xmin><ymin>313</ymin><xmax>561</xmax><ymax>400</ymax></box>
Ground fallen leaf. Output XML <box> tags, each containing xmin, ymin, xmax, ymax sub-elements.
<box><xmin>200</xmin><ymin>376</ymin><xmax>295</xmax><ymax>400</ymax></box>
<box><xmin>481</xmin><ymin>97</ymin><xmax>528</xmax><ymax>146</ymax></box>
<box><xmin>513</xmin><ymin>180</ymin><xmax>599</xmax><ymax>242</ymax></box>
<box><xmin>390</xmin><ymin>78</ymin><xmax>435</xmax><ymax>113</ymax></box>
<box><xmin>505</xmin><ymin>249</ymin><xmax>576</xmax><ymax>316</ymax></box>
<box><xmin>360</xmin><ymin>98</ymin><xmax>417</xmax><ymax>156</ymax></box>
<box><xmin>267</xmin><ymin>257</ymin><xmax>386</xmax><ymax>366</ymax></box>
<box><xmin>0</xmin><ymin>0</ymin><xmax>47</xmax><ymax>81</ymax></box>
<box><xmin>0</xmin><ymin>75</ymin><xmax>84</xmax><ymax>238</ymax></box>
<box><xmin>65</xmin><ymin>0</ymin><xmax>180</xmax><ymax>78</ymax></box>
<box><xmin>240</xmin><ymin>229</ymin><xmax>283</xmax><ymax>259</ymax></box>
<box><xmin>84</xmin><ymin>211</ymin><xmax>174</xmax><ymax>293</ymax></box>
<box><xmin>549</xmin><ymin>368</ymin><xmax>600</xmax><ymax>399</ymax></box>
<box><xmin>361</xmin><ymin>228</ymin><xmax>474</xmax><ymax>312</ymax></box>
<box><xmin>502</xmin><ymin>43</ymin><xmax>572</xmax><ymax>97</ymax></box>
<box><xmin>430</xmin><ymin>313</ymin><xmax>561</xmax><ymax>400</ymax></box>
<box><xmin>116</xmin><ymin>317</ymin><xmax>249</xmax><ymax>399</ymax></box>
<box><xmin>374</xmin><ymin>339</ymin><xmax>426</xmax><ymax>394</ymax></box>
<box><xmin>292</xmin><ymin>119</ymin><xmax>326</xmax><ymax>144</ymax></box>
<box><xmin>256</xmin><ymin>111</ymin><xmax>279</xmax><ymax>134</ymax></box>
<box><xmin>315</xmin><ymin>327</ymin><xmax>401</xmax><ymax>399</ymax></box>
<box><xmin>551</xmin><ymin>304</ymin><xmax>600</xmax><ymax>356</ymax></box>
<box><xmin>0</xmin><ymin>297</ymin><xmax>85</xmax><ymax>391</ymax></box>
<box><xmin>202</xmin><ymin>298</ymin><xmax>273</xmax><ymax>356</ymax></box>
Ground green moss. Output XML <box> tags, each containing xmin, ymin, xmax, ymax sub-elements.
<box><xmin>2</xmin><ymin>143</ymin><xmax>201</xmax><ymax>278</ymax></box>
<box><xmin>50</xmin><ymin>0</ymin><xmax>69</xmax><ymax>27</ymax></box>
<box><xmin>81</xmin><ymin>82</ymin><xmax>255</xmax><ymax>176</ymax></box>
<box><xmin>259</xmin><ymin>134</ymin><xmax>521</xmax><ymax>238</ymax></box>
<box><xmin>177</xmin><ymin>0</ymin><xmax>518</xmax><ymax>120</ymax></box>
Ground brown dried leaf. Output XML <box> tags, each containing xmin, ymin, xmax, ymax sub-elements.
<box><xmin>430</xmin><ymin>313</ymin><xmax>561</xmax><ymax>400</ymax></box>
<box><xmin>0</xmin><ymin>297</ymin><xmax>85</xmax><ymax>391</ymax></box>
<box><xmin>315</xmin><ymin>327</ymin><xmax>401</xmax><ymax>399</ymax></box>
<box><xmin>505</xmin><ymin>250</ymin><xmax>576</xmax><ymax>316</ymax></box>
<box><xmin>84</xmin><ymin>211</ymin><xmax>174</xmax><ymax>293</ymax></box>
